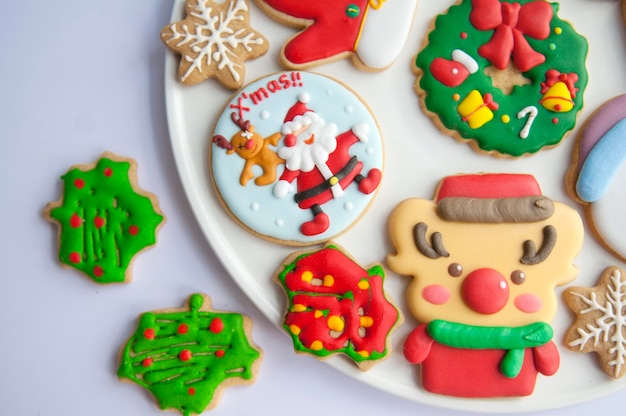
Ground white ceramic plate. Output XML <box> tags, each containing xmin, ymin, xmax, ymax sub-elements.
<box><xmin>165</xmin><ymin>0</ymin><xmax>626</xmax><ymax>412</ymax></box>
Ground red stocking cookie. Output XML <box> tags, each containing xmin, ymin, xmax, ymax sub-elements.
<box><xmin>255</xmin><ymin>0</ymin><xmax>419</xmax><ymax>71</ymax></box>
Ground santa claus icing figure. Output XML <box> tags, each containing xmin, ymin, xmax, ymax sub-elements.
<box><xmin>273</xmin><ymin>93</ymin><xmax>381</xmax><ymax>236</ymax></box>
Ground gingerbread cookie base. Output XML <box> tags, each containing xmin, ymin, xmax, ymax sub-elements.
<box><xmin>564</xmin><ymin>266</ymin><xmax>626</xmax><ymax>379</ymax></box>
<box><xmin>44</xmin><ymin>152</ymin><xmax>165</xmax><ymax>284</ymax></box>
<box><xmin>117</xmin><ymin>293</ymin><xmax>262</xmax><ymax>415</ymax></box>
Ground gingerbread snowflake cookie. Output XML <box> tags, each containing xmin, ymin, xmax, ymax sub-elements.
<box><xmin>254</xmin><ymin>0</ymin><xmax>418</xmax><ymax>71</ymax></box>
<box><xmin>161</xmin><ymin>0</ymin><xmax>268</xmax><ymax>89</ymax></box>
<box><xmin>118</xmin><ymin>293</ymin><xmax>262</xmax><ymax>415</ymax></box>
<box><xmin>564</xmin><ymin>266</ymin><xmax>626</xmax><ymax>379</ymax></box>
<box><xmin>44</xmin><ymin>152</ymin><xmax>165</xmax><ymax>284</ymax></box>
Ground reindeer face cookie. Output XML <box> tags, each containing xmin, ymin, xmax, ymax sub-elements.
<box><xmin>210</xmin><ymin>71</ymin><xmax>383</xmax><ymax>245</ymax></box>
<box><xmin>387</xmin><ymin>174</ymin><xmax>583</xmax><ymax>397</ymax></box>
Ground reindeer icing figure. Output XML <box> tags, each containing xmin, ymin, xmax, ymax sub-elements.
<box><xmin>387</xmin><ymin>174</ymin><xmax>583</xmax><ymax>397</ymax></box>
<box><xmin>212</xmin><ymin>113</ymin><xmax>283</xmax><ymax>186</ymax></box>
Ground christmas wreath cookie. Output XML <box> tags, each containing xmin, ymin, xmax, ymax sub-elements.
<box><xmin>564</xmin><ymin>266</ymin><xmax>626</xmax><ymax>379</ymax></box>
<box><xmin>566</xmin><ymin>94</ymin><xmax>626</xmax><ymax>262</ymax></box>
<box><xmin>387</xmin><ymin>173</ymin><xmax>584</xmax><ymax>397</ymax></box>
<box><xmin>44</xmin><ymin>152</ymin><xmax>165</xmax><ymax>284</ymax></box>
<box><xmin>254</xmin><ymin>0</ymin><xmax>419</xmax><ymax>71</ymax></box>
<box><xmin>210</xmin><ymin>71</ymin><xmax>383</xmax><ymax>245</ymax></box>
<box><xmin>117</xmin><ymin>293</ymin><xmax>262</xmax><ymax>415</ymax></box>
<box><xmin>274</xmin><ymin>243</ymin><xmax>401</xmax><ymax>370</ymax></box>
<box><xmin>414</xmin><ymin>0</ymin><xmax>589</xmax><ymax>157</ymax></box>
<box><xmin>161</xmin><ymin>0</ymin><xmax>268</xmax><ymax>89</ymax></box>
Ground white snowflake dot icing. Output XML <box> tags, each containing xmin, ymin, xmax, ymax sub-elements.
<box><xmin>565</xmin><ymin>266</ymin><xmax>626</xmax><ymax>378</ymax></box>
<box><xmin>160</xmin><ymin>0</ymin><xmax>268</xmax><ymax>89</ymax></box>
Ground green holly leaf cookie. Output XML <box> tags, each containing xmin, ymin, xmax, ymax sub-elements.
<box><xmin>44</xmin><ymin>152</ymin><xmax>165</xmax><ymax>283</ymax></box>
<box><xmin>117</xmin><ymin>293</ymin><xmax>262</xmax><ymax>416</ymax></box>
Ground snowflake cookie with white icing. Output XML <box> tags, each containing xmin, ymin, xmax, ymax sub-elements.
<box><xmin>564</xmin><ymin>266</ymin><xmax>626</xmax><ymax>379</ymax></box>
<box><xmin>414</xmin><ymin>0</ymin><xmax>589</xmax><ymax>157</ymax></box>
<box><xmin>210</xmin><ymin>71</ymin><xmax>383</xmax><ymax>245</ymax></box>
<box><xmin>161</xmin><ymin>0</ymin><xmax>268</xmax><ymax>89</ymax></box>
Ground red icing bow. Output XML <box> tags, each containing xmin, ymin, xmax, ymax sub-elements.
<box><xmin>470</xmin><ymin>0</ymin><xmax>553</xmax><ymax>72</ymax></box>
<box><xmin>540</xmin><ymin>69</ymin><xmax>579</xmax><ymax>97</ymax></box>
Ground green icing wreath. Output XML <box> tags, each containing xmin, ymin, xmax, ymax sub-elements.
<box><xmin>415</xmin><ymin>0</ymin><xmax>588</xmax><ymax>157</ymax></box>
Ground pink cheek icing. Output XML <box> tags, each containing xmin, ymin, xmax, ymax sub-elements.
<box><xmin>422</xmin><ymin>285</ymin><xmax>451</xmax><ymax>305</ymax></box>
<box><xmin>514</xmin><ymin>294</ymin><xmax>543</xmax><ymax>313</ymax></box>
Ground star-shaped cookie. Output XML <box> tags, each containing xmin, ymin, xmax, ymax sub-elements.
<box><xmin>161</xmin><ymin>0</ymin><xmax>268</xmax><ymax>89</ymax></box>
<box><xmin>564</xmin><ymin>266</ymin><xmax>626</xmax><ymax>378</ymax></box>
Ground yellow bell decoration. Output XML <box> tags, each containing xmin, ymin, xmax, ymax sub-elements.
<box><xmin>457</xmin><ymin>90</ymin><xmax>499</xmax><ymax>129</ymax></box>
<box><xmin>540</xmin><ymin>81</ymin><xmax>574</xmax><ymax>112</ymax></box>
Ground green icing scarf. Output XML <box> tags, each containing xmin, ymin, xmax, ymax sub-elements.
<box><xmin>427</xmin><ymin>320</ymin><xmax>553</xmax><ymax>378</ymax></box>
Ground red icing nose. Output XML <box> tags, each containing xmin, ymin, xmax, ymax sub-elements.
<box><xmin>285</xmin><ymin>134</ymin><xmax>296</xmax><ymax>147</ymax></box>
<box><xmin>245</xmin><ymin>139</ymin><xmax>254</xmax><ymax>149</ymax></box>
<box><xmin>461</xmin><ymin>268</ymin><xmax>509</xmax><ymax>314</ymax></box>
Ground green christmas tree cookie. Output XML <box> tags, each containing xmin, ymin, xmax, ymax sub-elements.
<box><xmin>117</xmin><ymin>293</ymin><xmax>262</xmax><ymax>415</ymax></box>
<box><xmin>44</xmin><ymin>152</ymin><xmax>165</xmax><ymax>283</ymax></box>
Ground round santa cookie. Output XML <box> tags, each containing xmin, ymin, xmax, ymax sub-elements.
<box><xmin>210</xmin><ymin>71</ymin><xmax>384</xmax><ymax>245</ymax></box>
<box><xmin>253</xmin><ymin>0</ymin><xmax>419</xmax><ymax>71</ymax></box>
<box><xmin>117</xmin><ymin>293</ymin><xmax>262</xmax><ymax>415</ymax></box>
<box><xmin>566</xmin><ymin>94</ymin><xmax>626</xmax><ymax>262</ymax></box>
<box><xmin>414</xmin><ymin>0</ymin><xmax>589</xmax><ymax>157</ymax></box>
<box><xmin>274</xmin><ymin>242</ymin><xmax>401</xmax><ymax>371</ymax></box>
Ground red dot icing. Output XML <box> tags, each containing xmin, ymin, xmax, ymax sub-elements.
<box><xmin>69</xmin><ymin>252</ymin><xmax>81</xmax><ymax>264</ymax></box>
<box><xmin>74</xmin><ymin>178</ymin><xmax>85</xmax><ymax>189</ymax></box>
<box><xmin>142</xmin><ymin>358</ymin><xmax>153</xmax><ymax>367</ymax></box>
<box><xmin>129</xmin><ymin>225</ymin><xmax>139</xmax><ymax>236</ymax></box>
<box><xmin>143</xmin><ymin>328</ymin><xmax>156</xmax><ymax>340</ymax></box>
<box><xmin>552</xmin><ymin>118</ymin><xmax>559</xmax><ymax>124</ymax></box>
<box><xmin>93</xmin><ymin>265</ymin><xmax>104</xmax><ymax>277</ymax></box>
<box><xmin>209</xmin><ymin>317</ymin><xmax>224</xmax><ymax>334</ymax></box>
<box><xmin>460</xmin><ymin>32</ymin><xmax>468</xmax><ymax>39</ymax></box>
<box><xmin>70</xmin><ymin>213</ymin><xmax>82</xmax><ymax>228</ymax></box>
<box><xmin>103</xmin><ymin>167</ymin><xmax>113</xmax><ymax>177</ymax></box>
<box><xmin>188</xmin><ymin>387</ymin><xmax>196</xmax><ymax>395</ymax></box>
<box><xmin>94</xmin><ymin>217</ymin><xmax>105</xmax><ymax>228</ymax></box>
<box><xmin>179</xmin><ymin>349</ymin><xmax>192</xmax><ymax>361</ymax></box>
<box><xmin>178</xmin><ymin>323</ymin><xmax>189</xmax><ymax>334</ymax></box>
<box><xmin>216</xmin><ymin>350</ymin><xmax>225</xmax><ymax>358</ymax></box>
